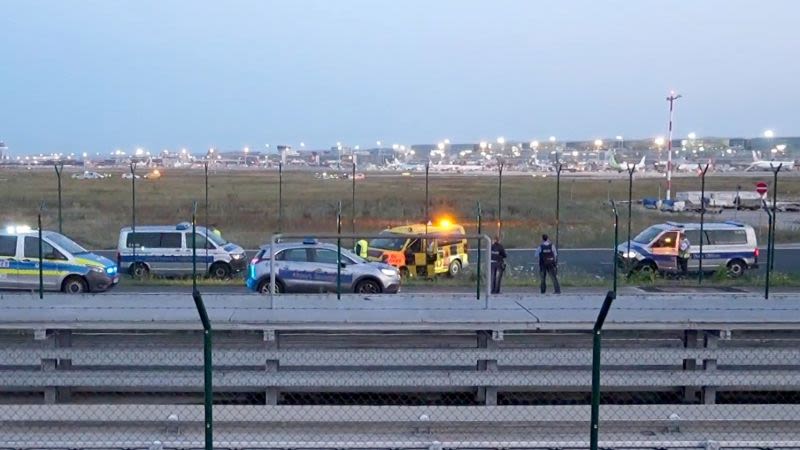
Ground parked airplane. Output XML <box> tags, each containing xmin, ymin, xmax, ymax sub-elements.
<box><xmin>745</xmin><ymin>151</ymin><xmax>794</xmax><ymax>171</ymax></box>
<box><xmin>605</xmin><ymin>151</ymin><xmax>646</xmax><ymax>172</ymax></box>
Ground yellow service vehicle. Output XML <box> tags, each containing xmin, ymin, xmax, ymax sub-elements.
<box><xmin>366</xmin><ymin>221</ymin><xmax>469</xmax><ymax>278</ymax></box>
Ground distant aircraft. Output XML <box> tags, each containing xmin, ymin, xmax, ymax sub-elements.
<box><xmin>529</xmin><ymin>156</ymin><xmax>554</xmax><ymax>172</ymax></box>
<box><xmin>745</xmin><ymin>151</ymin><xmax>794</xmax><ymax>171</ymax></box>
<box><xmin>605</xmin><ymin>150</ymin><xmax>646</xmax><ymax>172</ymax></box>
<box><xmin>384</xmin><ymin>158</ymin><xmax>424</xmax><ymax>172</ymax></box>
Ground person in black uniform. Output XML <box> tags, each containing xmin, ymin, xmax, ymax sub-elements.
<box><xmin>537</xmin><ymin>234</ymin><xmax>561</xmax><ymax>294</ymax></box>
<box><xmin>491</xmin><ymin>236</ymin><xmax>507</xmax><ymax>294</ymax></box>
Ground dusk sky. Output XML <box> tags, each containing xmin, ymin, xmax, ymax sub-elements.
<box><xmin>1</xmin><ymin>0</ymin><xmax>798</xmax><ymax>154</ymax></box>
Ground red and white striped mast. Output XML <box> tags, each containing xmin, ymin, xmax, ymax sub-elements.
<box><xmin>665</xmin><ymin>91</ymin><xmax>682</xmax><ymax>201</ymax></box>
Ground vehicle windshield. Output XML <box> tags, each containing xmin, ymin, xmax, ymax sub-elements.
<box><xmin>369</xmin><ymin>234</ymin><xmax>407</xmax><ymax>251</ymax></box>
<box><xmin>633</xmin><ymin>226</ymin><xmax>664</xmax><ymax>245</ymax></box>
<box><xmin>207</xmin><ymin>231</ymin><xmax>228</xmax><ymax>246</ymax></box>
<box><xmin>46</xmin><ymin>232</ymin><xmax>88</xmax><ymax>254</ymax></box>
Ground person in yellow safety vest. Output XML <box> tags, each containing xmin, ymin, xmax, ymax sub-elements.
<box><xmin>355</xmin><ymin>239</ymin><xmax>368</xmax><ymax>258</ymax></box>
<box><xmin>678</xmin><ymin>233</ymin><xmax>691</xmax><ymax>277</ymax></box>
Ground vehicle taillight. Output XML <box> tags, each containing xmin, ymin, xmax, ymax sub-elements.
<box><xmin>754</xmin><ymin>248</ymin><xmax>759</xmax><ymax>259</ymax></box>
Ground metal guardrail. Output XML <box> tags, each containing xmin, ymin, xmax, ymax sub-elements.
<box><xmin>1</xmin><ymin>294</ymin><xmax>800</xmax><ymax>448</ymax></box>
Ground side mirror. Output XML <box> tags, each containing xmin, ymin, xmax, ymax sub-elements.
<box><xmin>340</xmin><ymin>262</ymin><xmax>347</xmax><ymax>268</ymax></box>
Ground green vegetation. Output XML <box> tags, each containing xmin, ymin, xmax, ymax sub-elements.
<box><xmin>2</xmin><ymin>168</ymin><xmax>799</xmax><ymax>250</ymax></box>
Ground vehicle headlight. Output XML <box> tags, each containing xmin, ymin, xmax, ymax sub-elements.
<box><xmin>89</xmin><ymin>266</ymin><xmax>104</xmax><ymax>273</ymax></box>
<box><xmin>232</xmin><ymin>253</ymin><xmax>244</xmax><ymax>260</ymax></box>
<box><xmin>381</xmin><ymin>268</ymin><xmax>398</xmax><ymax>276</ymax></box>
<box><xmin>622</xmin><ymin>251</ymin><xmax>639</xmax><ymax>259</ymax></box>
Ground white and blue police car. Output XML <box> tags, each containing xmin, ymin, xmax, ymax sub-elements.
<box><xmin>246</xmin><ymin>239</ymin><xmax>401</xmax><ymax>294</ymax></box>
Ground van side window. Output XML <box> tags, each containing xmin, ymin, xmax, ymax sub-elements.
<box><xmin>0</xmin><ymin>236</ymin><xmax>17</xmax><ymax>257</ymax></box>
<box><xmin>708</xmin><ymin>229</ymin><xmax>748</xmax><ymax>245</ymax></box>
<box><xmin>408</xmin><ymin>239</ymin><xmax>421</xmax><ymax>253</ymax></box>
<box><xmin>160</xmin><ymin>233</ymin><xmax>182</xmax><ymax>248</ymax></box>
<box><xmin>127</xmin><ymin>232</ymin><xmax>161</xmax><ymax>248</ymax></box>
<box><xmin>653</xmin><ymin>231</ymin><xmax>679</xmax><ymax>249</ymax></box>
<box><xmin>189</xmin><ymin>233</ymin><xmax>212</xmax><ymax>249</ymax></box>
<box><xmin>24</xmin><ymin>237</ymin><xmax>66</xmax><ymax>260</ymax></box>
<box><xmin>683</xmin><ymin>230</ymin><xmax>709</xmax><ymax>246</ymax></box>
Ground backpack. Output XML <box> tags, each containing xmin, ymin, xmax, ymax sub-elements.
<box><xmin>540</xmin><ymin>243</ymin><xmax>556</xmax><ymax>265</ymax></box>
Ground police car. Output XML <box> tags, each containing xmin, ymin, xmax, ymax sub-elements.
<box><xmin>618</xmin><ymin>221</ymin><xmax>758</xmax><ymax>277</ymax></box>
<box><xmin>0</xmin><ymin>226</ymin><xmax>119</xmax><ymax>293</ymax></box>
<box><xmin>246</xmin><ymin>239</ymin><xmax>401</xmax><ymax>294</ymax></box>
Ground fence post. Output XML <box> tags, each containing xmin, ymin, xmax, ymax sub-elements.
<box><xmin>625</xmin><ymin>163</ymin><xmax>636</xmax><ymax>273</ymax></box>
<box><xmin>204</xmin><ymin>161</ymin><xmax>209</xmax><ymax>272</ymax></box>
<box><xmin>698</xmin><ymin>164</ymin><xmax>709</xmax><ymax>284</ymax></box>
<box><xmin>352</xmin><ymin>162</ymin><xmax>357</xmax><ymax>239</ymax></box>
<box><xmin>763</xmin><ymin>199</ymin><xmax>773</xmax><ymax>300</ymax></box>
<box><xmin>337</xmin><ymin>201</ymin><xmax>342</xmax><ymax>300</ymax></box>
<box><xmin>590</xmin><ymin>290</ymin><xmax>616</xmax><ymax>450</ymax></box>
<box><xmin>278</xmin><ymin>162</ymin><xmax>283</xmax><ymax>232</ymax></box>
<box><xmin>476</xmin><ymin>201</ymin><xmax>482</xmax><ymax>301</ymax></box>
<box><xmin>497</xmin><ymin>162</ymin><xmax>503</xmax><ymax>236</ymax></box>
<box><xmin>38</xmin><ymin>203</ymin><xmax>45</xmax><ymax>299</ymax></box>
<box><xmin>130</xmin><ymin>162</ymin><xmax>137</xmax><ymax>276</ymax></box>
<box><xmin>609</xmin><ymin>201</ymin><xmax>618</xmax><ymax>296</ymax></box>
<box><xmin>425</xmin><ymin>161</ymin><xmax>430</xmax><ymax>235</ymax></box>
<box><xmin>191</xmin><ymin>202</ymin><xmax>213</xmax><ymax>450</ymax></box>
<box><xmin>555</xmin><ymin>162</ymin><xmax>563</xmax><ymax>250</ymax></box>
<box><xmin>53</xmin><ymin>162</ymin><xmax>64</xmax><ymax>233</ymax></box>
<box><xmin>770</xmin><ymin>164</ymin><xmax>782</xmax><ymax>272</ymax></box>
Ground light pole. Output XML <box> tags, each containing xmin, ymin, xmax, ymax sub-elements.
<box><xmin>665</xmin><ymin>92</ymin><xmax>682</xmax><ymax>201</ymax></box>
<box><xmin>204</xmin><ymin>160</ymin><xmax>209</xmax><ymax>272</ymax></box>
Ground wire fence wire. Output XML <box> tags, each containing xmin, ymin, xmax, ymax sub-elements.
<box><xmin>1</xmin><ymin>325</ymin><xmax>800</xmax><ymax>449</ymax></box>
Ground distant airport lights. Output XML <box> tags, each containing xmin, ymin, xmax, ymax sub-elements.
<box><xmin>764</xmin><ymin>129</ymin><xmax>775</xmax><ymax>138</ymax></box>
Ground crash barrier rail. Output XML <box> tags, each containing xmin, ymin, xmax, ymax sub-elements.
<box><xmin>267</xmin><ymin>233</ymin><xmax>493</xmax><ymax>306</ymax></box>
<box><xmin>1</xmin><ymin>293</ymin><xmax>800</xmax><ymax>448</ymax></box>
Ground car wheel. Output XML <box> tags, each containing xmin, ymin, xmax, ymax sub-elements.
<box><xmin>131</xmin><ymin>263</ymin><xmax>149</xmax><ymax>279</ymax></box>
<box><xmin>209</xmin><ymin>262</ymin><xmax>231</xmax><ymax>279</ymax></box>
<box><xmin>257</xmin><ymin>278</ymin><xmax>283</xmax><ymax>294</ymax></box>
<box><xmin>62</xmin><ymin>276</ymin><xmax>88</xmax><ymax>294</ymax></box>
<box><xmin>447</xmin><ymin>260</ymin><xmax>462</xmax><ymax>277</ymax></box>
<box><xmin>354</xmin><ymin>279</ymin><xmax>382</xmax><ymax>294</ymax></box>
<box><xmin>727</xmin><ymin>259</ymin><xmax>746</xmax><ymax>278</ymax></box>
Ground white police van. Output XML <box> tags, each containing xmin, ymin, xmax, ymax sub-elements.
<box><xmin>117</xmin><ymin>222</ymin><xmax>246</xmax><ymax>278</ymax></box>
<box><xmin>618</xmin><ymin>221</ymin><xmax>758</xmax><ymax>277</ymax></box>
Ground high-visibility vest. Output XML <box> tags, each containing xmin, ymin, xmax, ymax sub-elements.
<box><xmin>355</xmin><ymin>239</ymin><xmax>368</xmax><ymax>258</ymax></box>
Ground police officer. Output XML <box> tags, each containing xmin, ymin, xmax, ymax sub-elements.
<box><xmin>355</xmin><ymin>239</ymin><xmax>369</xmax><ymax>259</ymax></box>
<box><xmin>537</xmin><ymin>234</ymin><xmax>561</xmax><ymax>294</ymax></box>
<box><xmin>491</xmin><ymin>236</ymin><xmax>507</xmax><ymax>294</ymax></box>
<box><xmin>678</xmin><ymin>234</ymin><xmax>691</xmax><ymax>276</ymax></box>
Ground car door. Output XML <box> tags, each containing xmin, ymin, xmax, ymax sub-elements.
<box><xmin>684</xmin><ymin>229</ymin><xmax>711</xmax><ymax>270</ymax></box>
<box><xmin>649</xmin><ymin>231</ymin><xmax>680</xmax><ymax>272</ymax></box>
<box><xmin>274</xmin><ymin>247</ymin><xmax>314</xmax><ymax>293</ymax></box>
<box><xmin>311</xmin><ymin>248</ymin><xmax>356</xmax><ymax>292</ymax></box>
<box><xmin>20</xmin><ymin>236</ymin><xmax>68</xmax><ymax>289</ymax></box>
<box><xmin>0</xmin><ymin>235</ymin><xmax>21</xmax><ymax>289</ymax></box>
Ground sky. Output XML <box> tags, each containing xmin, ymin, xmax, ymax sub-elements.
<box><xmin>1</xmin><ymin>0</ymin><xmax>799</xmax><ymax>155</ymax></box>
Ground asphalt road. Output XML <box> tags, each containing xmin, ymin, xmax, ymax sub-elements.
<box><xmin>93</xmin><ymin>245</ymin><xmax>800</xmax><ymax>277</ymax></box>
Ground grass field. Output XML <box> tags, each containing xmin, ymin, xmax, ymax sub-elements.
<box><xmin>2</xmin><ymin>167</ymin><xmax>800</xmax><ymax>250</ymax></box>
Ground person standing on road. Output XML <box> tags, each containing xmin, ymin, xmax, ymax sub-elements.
<box><xmin>491</xmin><ymin>236</ymin><xmax>507</xmax><ymax>294</ymax></box>
<box><xmin>537</xmin><ymin>234</ymin><xmax>561</xmax><ymax>294</ymax></box>
<box><xmin>678</xmin><ymin>233</ymin><xmax>691</xmax><ymax>277</ymax></box>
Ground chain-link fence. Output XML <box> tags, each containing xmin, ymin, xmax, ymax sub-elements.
<box><xmin>2</xmin><ymin>293</ymin><xmax>800</xmax><ymax>449</ymax></box>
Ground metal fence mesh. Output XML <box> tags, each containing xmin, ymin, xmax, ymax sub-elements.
<box><xmin>1</xmin><ymin>325</ymin><xmax>800</xmax><ymax>448</ymax></box>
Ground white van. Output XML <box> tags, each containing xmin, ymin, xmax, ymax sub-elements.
<box><xmin>117</xmin><ymin>222</ymin><xmax>246</xmax><ymax>278</ymax></box>
<box><xmin>618</xmin><ymin>221</ymin><xmax>758</xmax><ymax>277</ymax></box>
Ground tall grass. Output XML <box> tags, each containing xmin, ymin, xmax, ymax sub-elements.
<box><xmin>2</xmin><ymin>168</ymin><xmax>800</xmax><ymax>250</ymax></box>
